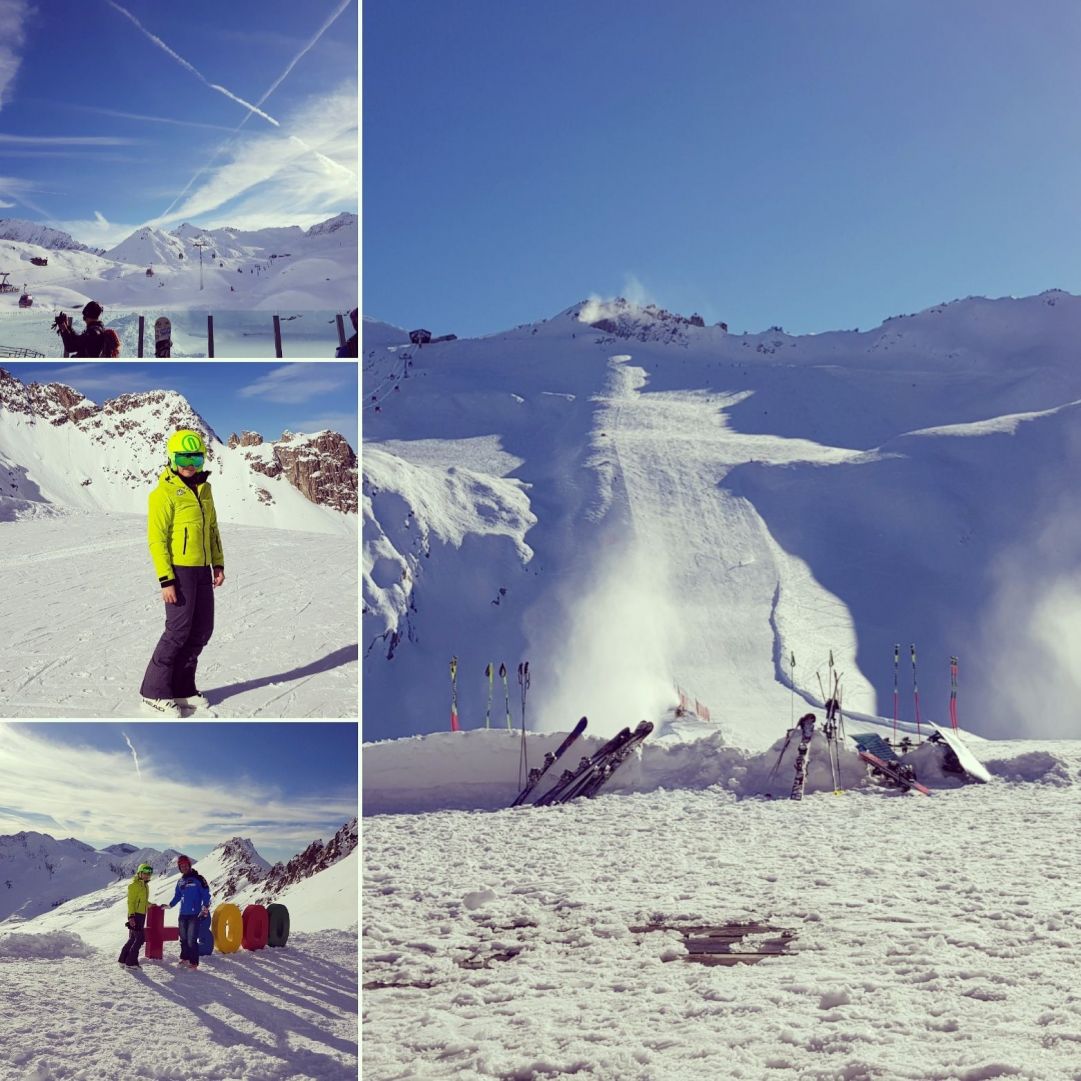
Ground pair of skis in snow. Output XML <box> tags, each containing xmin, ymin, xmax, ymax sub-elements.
<box><xmin>512</xmin><ymin>718</ymin><xmax>653</xmax><ymax>807</ymax></box>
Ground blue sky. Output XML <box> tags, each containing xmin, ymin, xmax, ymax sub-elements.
<box><xmin>363</xmin><ymin>0</ymin><xmax>1081</xmax><ymax>339</ymax></box>
<box><xmin>0</xmin><ymin>722</ymin><xmax>357</xmax><ymax>861</ymax></box>
<box><xmin>0</xmin><ymin>0</ymin><xmax>357</xmax><ymax>244</ymax></box>
<box><xmin>9</xmin><ymin>361</ymin><xmax>358</xmax><ymax>447</ymax></box>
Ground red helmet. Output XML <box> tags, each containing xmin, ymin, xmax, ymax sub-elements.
<box><xmin>177</xmin><ymin>854</ymin><xmax>193</xmax><ymax>867</ymax></box>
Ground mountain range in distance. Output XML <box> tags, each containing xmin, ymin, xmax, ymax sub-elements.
<box><xmin>0</xmin><ymin>366</ymin><xmax>358</xmax><ymax>528</ymax></box>
<box><xmin>0</xmin><ymin>213</ymin><xmax>357</xmax><ymax>314</ymax></box>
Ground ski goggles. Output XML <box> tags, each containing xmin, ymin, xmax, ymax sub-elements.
<box><xmin>172</xmin><ymin>452</ymin><xmax>205</xmax><ymax>468</ymax></box>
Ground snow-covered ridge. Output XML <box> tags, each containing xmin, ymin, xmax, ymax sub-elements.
<box><xmin>0</xmin><ymin>831</ymin><xmax>180</xmax><ymax>923</ymax></box>
<box><xmin>0</xmin><ymin>219</ymin><xmax>102</xmax><ymax>254</ymax></box>
<box><xmin>363</xmin><ymin>288</ymin><xmax>1081</xmax><ymax>746</ymax></box>
<box><xmin>0</xmin><ymin>368</ymin><xmax>357</xmax><ymax>531</ymax></box>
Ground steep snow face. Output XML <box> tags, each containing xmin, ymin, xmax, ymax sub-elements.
<box><xmin>363</xmin><ymin>290</ymin><xmax>1081</xmax><ymax>747</ymax></box>
<box><xmin>182</xmin><ymin>838</ymin><xmax>273</xmax><ymax>902</ymax></box>
<box><xmin>0</xmin><ymin>832</ymin><xmax>178</xmax><ymax>924</ymax></box>
<box><xmin>103</xmin><ymin>226</ymin><xmax>187</xmax><ymax>268</ymax></box>
<box><xmin>0</xmin><ymin>368</ymin><xmax>357</xmax><ymax>532</ymax></box>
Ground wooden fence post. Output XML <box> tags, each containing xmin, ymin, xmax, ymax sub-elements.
<box><xmin>273</xmin><ymin>315</ymin><xmax>283</xmax><ymax>358</ymax></box>
<box><xmin>207</xmin><ymin>314</ymin><xmax>214</xmax><ymax>358</ymax></box>
<box><xmin>137</xmin><ymin>315</ymin><xmax>144</xmax><ymax>358</ymax></box>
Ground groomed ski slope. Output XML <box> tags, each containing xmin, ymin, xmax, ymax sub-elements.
<box><xmin>363</xmin><ymin>293</ymin><xmax>1081</xmax><ymax>747</ymax></box>
<box><xmin>363</xmin><ymin>740</ymin><xmax>1081</xmax><ymax>1081</ymax></box>
<box><xmin>0</xmin><ymin>514</ymin><xmax>358</xmax><ymax>718</ymax></box>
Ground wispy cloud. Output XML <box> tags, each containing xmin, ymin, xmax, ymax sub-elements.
<box><xmin>67</xmin><ymin>103</ymin><xmax>238</xmax><ymax>132</ymax></box>
<box><xmin>157</xmin><ymin>0</ymin><xmax>356</xmax><ymax>223</ymax></box>
<box><xmin>238</xmin><ymin>363</ymin><xmax>353</xmax><ymax>404</ymax></box>
<box><xmin>0</xmin><ymin>724</ymin><xmax>355</xmax><ymax>853</ymax></box>
<box><xmin>0</xmin><ymin>134</ymin><xmax>138</xmax><ymax>146</ymax></box>
<box><xmin>0</xmin><ymin>0</ymin><xmax>31</xmax><ymax>112</ymax></box>
<box><xmin>149</xmin><ymin>83</ymin><xmax>357</xmax><ymax>229</ymax></box>
<box><xmin>0</xmin><ymin>198</ymin><xmax>13</xmax><ymax>208</ymax></box>
<box><xmin>0</xmin><ymin>174</ymin><xmax>51</xmax><ymax>217</ymax></box>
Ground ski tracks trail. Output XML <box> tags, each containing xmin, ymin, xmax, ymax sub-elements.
<box><xmin>0</xmin><ymin>514</ymin><xmax>357</xmax><ymax>718</ymax></box>
<box><xmin>1</xmin><ymin>931</ymin><xmax>358</xmax><ymax>1080</ymax></box>
<box><xmin>596</xmin><ymin>354</ymin><xmax>874</xmax><ymax>747</ymax></box>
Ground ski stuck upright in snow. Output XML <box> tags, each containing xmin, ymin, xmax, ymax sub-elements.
<box><xmin>511</xmin><ymin>717</ymin><xmax>588</xmax><ymax>806</ymax></box>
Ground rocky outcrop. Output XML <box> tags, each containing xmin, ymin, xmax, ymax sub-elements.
<box><xmin>236</xmin><ymin>429</ymin><xmax>358</xmax><ymax>513</ymax></box>
<box><xmin>211</xmin><ymin>837</ymin><xmax>272</xmax><ymax>900</ymax></box>
<box><xmin>0</xmin><ymin>367</ymin><xmax>97</xmax><ymax>424</ymax></box>
<box><xmin>227</xmin><ymin>431</ymin><xmax>264</xmax><ymax>449</ymax></box>
<box><xmin>256</xmin><ymin>819</ymin><xmax>358</xmax><ymax>903</ymax></box>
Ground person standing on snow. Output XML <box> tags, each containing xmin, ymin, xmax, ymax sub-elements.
<box><xmin>118</xmin><ymin>863</ymin><xmax>154</xmax><ymax>968</ymax></box>
<box><xmin>139</xmin><ymin>429</ymin><xmax>225</xmax><ymax>717</ymax></box>
<box><xmin>164</xmin><ymin>855</ymin><xmax>211</xmax><ymax>970</ymax></box>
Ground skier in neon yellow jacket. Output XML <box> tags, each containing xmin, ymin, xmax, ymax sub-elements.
<box><xmin>139</xmin><ymin>430</ymin><xmax>225</xmax><ymax>716</ymax></box>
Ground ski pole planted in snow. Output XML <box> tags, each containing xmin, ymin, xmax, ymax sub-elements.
<box><xmin>449</xmin><ymin>656</ymin><xmax>460</xmax><ymax>732</ymax></box>
<box><xmin>517</xmin><ymin>661</ymin><xmax>530</xmax><ymax>787</ymax></box>
<box><xmin>500</xmin><ymin>662</ymin><xmax>511</xmax><ymax>730</ymax></box>
<box><xmin>949</xmin><ymin>655</ymin><xmax>959</xmax><ymax>731</ymax></box>
<box><xmin>789</xmin><ymin>651</ymin><xmax>796</xmax><ymax>728</ymax></box>
<box><xmin>910</xmin><ymin>643</ymin><xmax>922</xmax><ymax>741</ymax></box>
<box><xmin>485</xmin><ymin>663</ymin><xmax>493</xmax><ymax>729</ymax></box>
<box><xmin>893</xmin><ymin>643</ymin><xmax>900</xmax><ymax>746</ymax></box>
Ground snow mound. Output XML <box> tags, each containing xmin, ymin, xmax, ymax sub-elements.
<box><xmin>0</xmin><ymin>930</ymin><xmax>94</xmax><ymax>959</ymax></box>
<box><xmin>985</xmin><ymin>751</ymin><xmax>1074</xmax><ymax>786</ymax></box>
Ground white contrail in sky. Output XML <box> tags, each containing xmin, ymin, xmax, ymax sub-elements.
<box><xmin>154</xmin><ymin>0</ymin><xmax>355</xmax><ymax>221</ymax></box>
<box><xmin>122</xmin><ymin>732</ymin><xmax>142</xmax><ymax>781</ymax></box>
<box><xmin>105</xmin><ymin>1</ymin><xmax>280</xmax><ymax>126</ymax></box>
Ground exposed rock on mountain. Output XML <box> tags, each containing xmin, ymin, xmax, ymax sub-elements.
<box><xmin>1</xmin><ymin>368</ymin><xmax>357</xmax><ymax>530</ymax></box>
<box><xmin>230</xmin><ymin>429</ymin><xmax>358</xmax><ymax>513</ymax></box>
<box><xmin>256</xmin><ymin>818</ymin><xmax>357</xmax><ymax>903</ymax></box>
<box><xmin>200</xmin><ymin>837</ymin><xmax>272</xmax><ymax>901</ymax></box>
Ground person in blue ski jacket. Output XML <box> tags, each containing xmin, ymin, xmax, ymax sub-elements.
<box><xmin>165</xmin><ymin>854</ymin><xmax>211</xmax><ymax>969</ymax></box>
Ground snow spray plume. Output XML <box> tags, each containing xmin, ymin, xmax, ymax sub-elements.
<box><xmin>122</xmin><ymin>732</ymin><xmax>142</xmax><ymax>781</ymax></box>
<box><xmin>530</xmin><ymin>529</ymin><xmax>685</xmax><ymax>736</ymax></box>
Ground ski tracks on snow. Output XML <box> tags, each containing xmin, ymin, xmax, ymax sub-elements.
<box><xmin>592</xmin><ymin>354</ymin><xmax>874</xmax><ymax>745</ymax></box>
<box><xmin>0</xmin><ymin>514</ymin><xmax>357</xmax><ymax>718</ymax></box>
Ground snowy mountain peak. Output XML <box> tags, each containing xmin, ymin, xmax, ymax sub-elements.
<box><xmin>1</xmin><ymin>368</ymin><xmax>357</xmax><ymax>527</ymax></box>
<box><xmin>199</xmin><ymin>837</ymin><xmax>273</xmax><ymax>900</ymax></box>
<box><xmin>306</xmin><ymin>212</ymin><xmax>357</xmax><ymax>237</ymax></box>
<box><xmin>573</xmin><ymin>296</ymin><xmax>715</xmax><ymax>343</ymax></box>
<box><xmin>0</xmin><ymin>218</ymin><xmax>101</xmax><ymax>254</ymax></box>
<box><xmin>0</xmin><ymin>367</ymin><xmax>97</xmax><ymax>424</ymax></box>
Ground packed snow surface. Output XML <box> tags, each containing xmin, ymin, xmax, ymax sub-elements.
<box><xmin>0</xmin><ymin>514</ymin><xmax>358</xmax><ymax>718</ymax></box>
<box><xmin>362</xmin><ymin>739</ymin><xmax>1081</xmax><ymax>1081</ymax></box>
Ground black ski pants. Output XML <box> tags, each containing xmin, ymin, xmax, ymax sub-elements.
<box><xmin>140</xmin><ymin>565</ymin><xmax>215</xmax><ymax>700</ymax></box>
<box><xmin>118</xmin><ymin>912</ymin><xmax>146</xmax><ymax>966</ymax></box>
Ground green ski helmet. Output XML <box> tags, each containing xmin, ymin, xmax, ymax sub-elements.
<box><xmin>137</xmin><ymin>864</ymin><xmax>154</xmax><ymax>875</ymax></box>
<box><xmin>167</xmin><ymin>429</ymin><xmax>207</xmax><ymax>468</ymax></box>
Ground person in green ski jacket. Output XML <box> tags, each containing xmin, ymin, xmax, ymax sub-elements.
<box><xmin>118</xmin><ymin>863</ymin><xmax>154</xmax><ymax>968</ymax></box>
<box><xmin>139</xmin><ymin>429</ymin><xmax>225</xmax><ymax>717</ymax></box>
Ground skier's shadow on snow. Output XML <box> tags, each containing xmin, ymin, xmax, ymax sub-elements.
<box><xmin>207</xmin><ymin>644</ymin><xmax>359</xmax><ymax>705</ymax></box>
<box><xmin>226</xmin><ymin>949</ymin><xmax>358</xmax><ymax>1014</ymax></box>
<box><xmin>144</xmin><ymin>958</ymin><xmax>357</xmax><ymax>1067</ymax></box>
